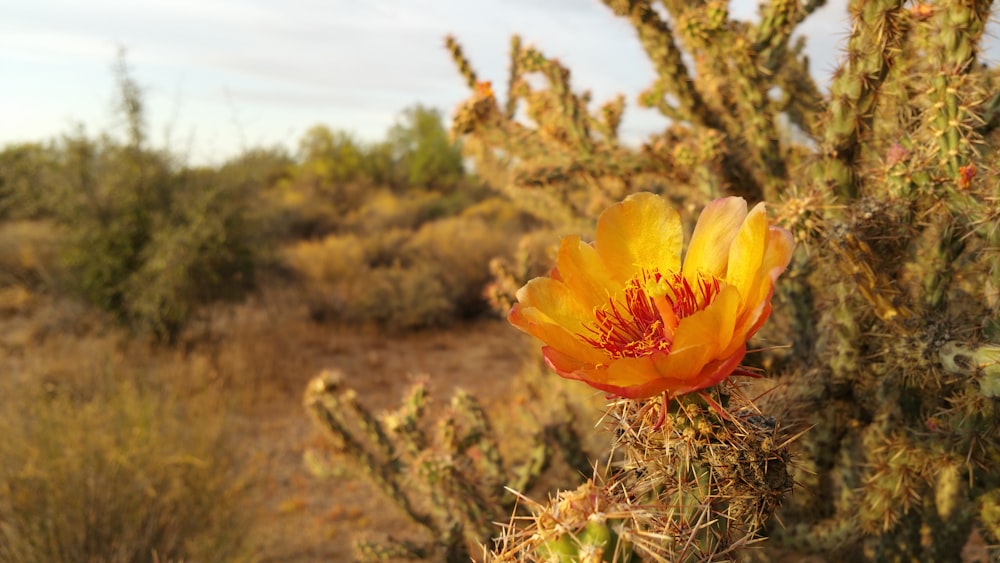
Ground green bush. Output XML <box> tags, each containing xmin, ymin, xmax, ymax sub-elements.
<box><xmin>50</xmin><ymin>139</ymin><xmax>261</xmax><ymax>340</ymax></box>
<box><xmin>0</xmin><ymin>143</ymin><xmax>57</xmax><ymax>220</ymax></box>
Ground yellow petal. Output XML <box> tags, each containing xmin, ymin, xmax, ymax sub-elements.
<box><xmin>734</xmin><ymin>225</ymin><xmax>795</xmax><ymax>340</ymax></box>
<box><xmin>605</xmin><ymin>356</ymin><xmax>660</xmax><ymax>387</ymax></box>
<box><xmin>595</xmin><ymin>192</ymin><xmax>682</xmax><ymax>282</ymax></box>
<box><xmin>668</xmin><ymin>348</ymin><xmax>747</xmax><ymax>395</ymax></box>
<box><xmin>514</xmin><ymin>277</ymin><xmax>590</xmax><ymax>332</ymax></box>
<box><xmin>651</xmin><ymin>285</ymin><xmax>739</xmax><ymax>381</ymax></box>
<box><xmin>555</xmin><ymin>235</ymin><xmax>621</xmax><ymax>309</ymax></box>
<box><xmin>725</xmin><ymin>202</ymin><xmax>768</xmax><ymax>305</ymax></box>
<box><xmin>649</xmin><ymin>344</ymin><xmax>747</xmax><ymax>395</ymax></box>
<box><xmin>682</xmin><ymin>197</ymin><xmax>747</xmax><ymax>280</ymax></box>
<box><xmin>671</xmin><ymin>285</ymin><xmax>740</xmax><ymax>358</ymax></box>
<box><xmin>653</xmin><ymin>342</ymin><xmax>713</xmax><ymax>382</ymax></box>
<box><xmin>762</xmin><ymin>226</ymin><xmax>795</xmax><ymax>281</ymax></box>
<box><xmin>509</xmin><ymin>304</ymin><xmax>608</xmax><ymax>364</ymax></box>
<box><xmin>582</xmin><ymin>356</ymin><xmax>673</xmax><ymax>399</ymax></box>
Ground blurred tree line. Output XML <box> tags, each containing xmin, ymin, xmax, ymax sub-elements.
<box><xmin>0</xmin><ymin>54</ymin><xmax>525</xmax><ymax>340</ymax></box>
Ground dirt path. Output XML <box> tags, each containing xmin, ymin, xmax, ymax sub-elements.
<box><xmin>233</xmin><ymin>316</ymin><xmax>532</xmax><ymax>562</ymax></box>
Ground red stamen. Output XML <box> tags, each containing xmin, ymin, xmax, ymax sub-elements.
<box><xmin>581</xmin><ymin>270</ymin><xmax>722</xmax><ymax>359</ymax></box>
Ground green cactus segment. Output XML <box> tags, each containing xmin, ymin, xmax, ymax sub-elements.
<box><xmin>922</xmin><ymin>0</ymin><xmax>992</xmax><ymax>181</ymax></box>
<box><xmin>304</xmin><ymin>370</ymin><xmax>593</xmax><ymax>562</ymax></box>
<box><xmin>444</xmin><ymin>35</ymin><xmax>478</xmax><ymax>90</ymax></box>
<box><xmin>535</xmin><ymin>519</ymin><xmax>631</xmax><ymax>563</ymax></box>
<box><xmin>437</xmin><ymin>1</ymin><xmax>1000</xmax><ymax>559</ymax></box>
<box><xmin>981</xmin><ymin>489</ymin><xmax>1000</xmax><ymax>543</ymax></box>
<box><xmin>822</xmin><ymin>0</ymin><xmax>907</xmax><ymax>199</ymax></box>
<box><xmin>939</xmin><ymin>341</ymin><xmax>1000</xmax><ymax>398</ymax></box>
<box><xmin>493</xmin><ymin>389</ymin><xmax>793</xmax><ymax>561</ymax></box>
<box><xmin>535</xmin><ymin>534</ymin><xmax>577</xmax><ymax>562</ymax></box>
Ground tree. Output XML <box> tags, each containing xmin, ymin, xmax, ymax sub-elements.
<box><xmin>385</xmin><ymin>105</ymin><xmax>464</xmax><ymax>191</ymax></box>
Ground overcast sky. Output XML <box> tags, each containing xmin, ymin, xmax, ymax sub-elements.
<box><xmin>1</xmin><ymin>0</ymin><xmax>973</xmax><ymax>165</ymax></box>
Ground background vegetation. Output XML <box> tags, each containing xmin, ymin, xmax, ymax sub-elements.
<box><xmin>0</xmin><ymin>48</ymin><xmax>544</xmax><ymax>563</ymax></box>
<box><xmin>5</xmin><ymin>1</ymin><xmax>1000</xmax><ymax>561</ymax></box>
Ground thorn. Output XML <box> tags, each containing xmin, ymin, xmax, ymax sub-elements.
<box><xmin>651</xmin><ymin>392</ymin><xmax>670</xmax><ymax>430</ymax></box>
<box><xmin>731</xmin><ymin>366</ymin><xmax>762</xmax><ymax>378</ymax></box>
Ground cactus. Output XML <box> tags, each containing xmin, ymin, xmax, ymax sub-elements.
<box><xmin>490</xmin><ymin>385</ymin><xmax>793</xmax><ymax>561</ymax></box>
<box><xmin>304</xmin><ymin>368</ymin><xmax>595</xmax><ymax>561</ymax></box>
<box><xmin>439</xmin><ymin>0</ymin><xmax>1000</xmax><ymax>560</ymax></box>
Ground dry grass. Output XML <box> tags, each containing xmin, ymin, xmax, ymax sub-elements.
<box><xmin>0</xmin><ymin>220</ymin><xmax>61</xmax><ymax>288</ymax></box>
<box><xmin>0</xmin><ymin>269</ymin><xmax>615</xmax><ymax>562</ymax></box>
<box><xmin>0</xmin><ymin>300</ymin><xmax>254</xmax><ymax>563</ymax></box>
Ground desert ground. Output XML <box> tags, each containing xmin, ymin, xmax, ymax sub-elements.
<box><xmin>0</xmin><ymin>283</ymin><xmax>604</xmax><ymax>561</ymax></box>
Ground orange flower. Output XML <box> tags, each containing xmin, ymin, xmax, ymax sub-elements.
<box><xmin>509</xmin><ymin>193</ymin><xmax>794</xmax><ymax>399</ymax></box>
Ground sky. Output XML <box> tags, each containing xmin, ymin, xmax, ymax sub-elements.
<box><xmin>2</xmin><ymin>0</ymin><xmax>986</xmax><ymax>165</ymax></box>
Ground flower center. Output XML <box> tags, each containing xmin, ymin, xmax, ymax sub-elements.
<box><xmin>582</xmin><ymin>270</ymin><xmax>721</xmax><ymax>359</ymax></box>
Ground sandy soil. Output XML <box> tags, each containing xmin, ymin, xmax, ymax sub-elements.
<box><xmin>230</xmin><ymin>314</ymin><xmax>534</xmax><ymax>562</ymax></box>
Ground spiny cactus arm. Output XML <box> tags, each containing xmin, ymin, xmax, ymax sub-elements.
<box><xmin>507</xmin><ymin>439</ymin><xmax>550</xmax><ymax>495</ymax></box>
<box><xmin>419</xmin><ymin>456</ymin><xmax>493</xmax><ymax>553</ymax></box>
<box><xmin>939</xmin><ymin>341</ymin><xmax>1000</xmax><ymax>400</ymax></box>
<box><xmin>669</xmin><ymin>2</ymin><xmax>791</xmax><ymax>200</ymax></box>
<box><xmin>830</xmin><ymin>230</ymin><xmax>910</xmax><ymax>323</ymax></box>
<box><xmin>755</xmin><ymin>0</ymin><xmax>827</xmax><ymax>71</ymax></box>
<box><xmin>545</xmin><ymin>421</ymin><xmax>593</xmax><ymax>479</ymax></box>
<box><xmin>772</xmin><ymin>513</ymin><xmax>861</xmax><ymax>554</ymax></box>
<box><xmin>776</xmin><ymin>37</ymin><xmax>825</xmax><ymax>139</ymax></box>
<box><xmin>517</xmin><ymin>47</ymin><xmax>594</xmax><ymax>154</ymax></box>
<box><xmin>925</xmin><ymin>0</ymin><xmax>993</xmax><ymax>179</ymax></box>
<box><xmin>981</xmin><ymin>488</ymin><xmax>1000</xmax><ymax>544</ymax></box>
<box><xmin>601</xmin><ymin>0</ymin><xmax>714</xmax><ymax>128</ymax></box>
<box><xmin>343</xmin><ymin>387</ymin><xmax>398</xmax><ymax>463</ymax></box>
<box><xmin>856</xmin><ymin>419</ymin><xmax>930</xmax><ymax>535</ymax></box>
<box><xmin>596</xmin><ymin>94</ymin><xmax>626</xmax><ymax>144</ymax></box>
<box><xmin>451</xmin><ymin>389</ymin><xmax>506</xmax><ymax>496</ymax></box>
<box><xmin>382</xmin><ymin>380</ymin><xmax>429</xmax><ymax>456</ymax></box>
<box><xmin>303</xmin><ymin>373</ymin><xmax>438</xmax><ymax>533</ymax></box>
<box><xmin>919</xmin><ymin>219</ymin><xmax>966</xmax><ymax>311</ymax></box>
<box><xmin>603</xmin><ymin>0</ymin><xmax>771</xmax><ymax>200</ymax></box>
<box><xmin>821</xmin><ymin>0</ymin><xmax>908</xmax><ymax>200</ymax></box>
<box><xmin>444</xmin><ymin>35</ymin><xmax>478</xmax><ymax>90</ymax></box>
<box><xmin>505</xmin><ymin>35</ymin><xmax>522</xmax><ymax>120</ymax></box>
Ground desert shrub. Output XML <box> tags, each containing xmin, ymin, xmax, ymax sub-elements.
<box><xmin>40</xmin><ymin>59</ymin><xmax>263</xmax><ymax>340</ymax></box>
<box><xmin>0</xmin><ymin>142</ymin><xmax>57</xmax><ymax>220</ymax></box>
<box><xmin>51</xmin><ymin>140</ymin><xmax>261</xmax><ymax>340</ymax></box>
<box><xmin>284</xmin><ymin>233</ymin><xmax>367</xmax><ymax>320</ymax></box>
<box><xmin>264</xmin><ymin>177</ymin><xmax>354</xmax><ymax>240</ymax></box>
<box><xmin>351</xmin><ymin>262</ymin><xmax>454</xmax><ymax>329</ymax></box>
<box><xmin>403</xmin><ymin>216</ymin><xmax>515</xmax><ymax>317</ymax></box>
<box><xmin>284</xmin><ymin>213</ymin><xmax>511</xmax><ymax>327</ymax></box>
<box><xmin>459</xmin><ymin>196</ymin><xmax>543</xmax><ymax>232</ymax></box>
<box><xmin>340</xmin><ymin>189</ymin><xmax>444</xmax><ymax>233</ymax></box>
<box><xmin>0</xmin><ymin>365</ymin><xmax>250</xmax><ymax>562</ymax></box>
<box><xmin>0</xmin><ymin>220</ymin><xmax>61</xmax><ymax>288</ymax></box>
<box><xmin>285</xmin><ymin>232</ymin><xmax>454</xmax><ymax>328</ymax></box>
<box><xmin>270</xmin><ymin>127</ymin><xmax>377</xmax><ymax>239</ymax></box>
<box><xmin>361</xmin><ymin>227</ymin><xmax>412</xmax><ymax>268</ymax></box>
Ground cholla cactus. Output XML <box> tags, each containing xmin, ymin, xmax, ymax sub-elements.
<box><xmin>304</xmin><ymin>369</ymin><xmax>594</xmax><ymax>561</ymax></box>
<box><xmin>447</xmin><ymin>0</ymin><xmax>1000</xmax><ymax>560</ymax></box>
<box><xmin>491</xmin><ymin>385</ymin><xmax>793</xmax><ymax>562</ymax></box>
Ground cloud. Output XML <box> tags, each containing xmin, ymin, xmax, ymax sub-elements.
<box><xmin>13</xmin><ymin>0</ymin><xmax>996</xmax><ymax>165</ymax></box>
